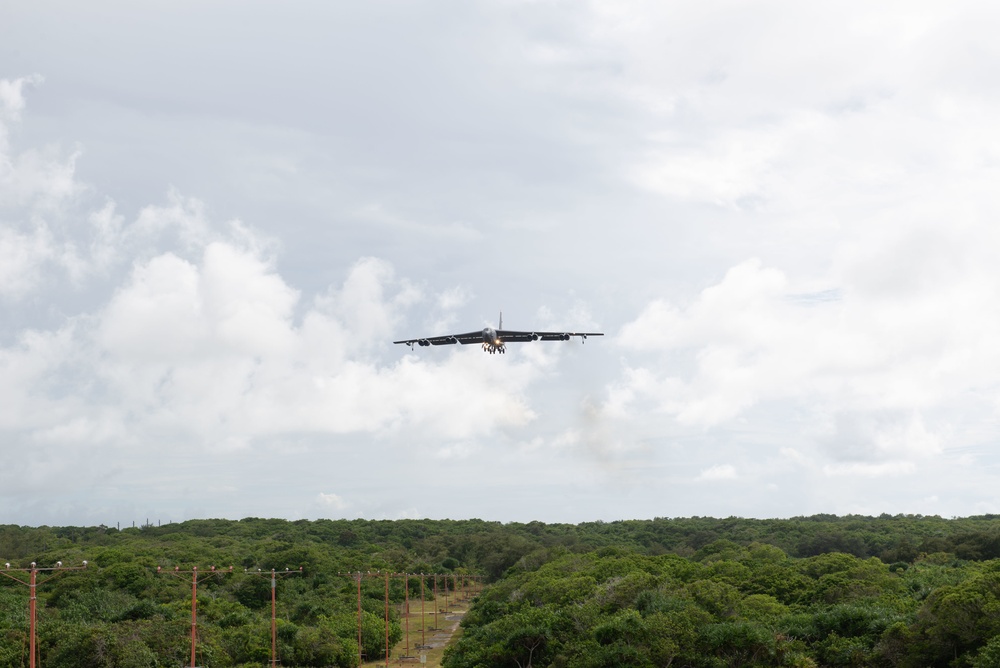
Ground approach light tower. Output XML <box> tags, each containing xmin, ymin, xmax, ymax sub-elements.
<box><xmin>158</xmin><ymin>565</ymin><xmax>233</xmax><ymax>668</ymax></box>
<box><xmin>0</xmin><ymin>560</ymin><xmax>88</xmax><ymax>668</ymax></box>
<box><xmin>339</xmin><ymin>570</ymin><xmax>396</xmax><ymax>667</ymax></box>
<box><xmin>244</xmin><ymin>567</ymin><xmax>303</xmax><ymax>667</ymax></box>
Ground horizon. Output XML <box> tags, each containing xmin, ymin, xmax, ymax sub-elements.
<box><xmin>7</xmin><ymin>511</ymin><xmax>999</xmax><ymax>532</ymax></box>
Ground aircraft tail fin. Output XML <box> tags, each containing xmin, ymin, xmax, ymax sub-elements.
<box><xmin>499</xmin><ymin>310</ymin><xmax>502</xmax><ymax>330</ymax></box>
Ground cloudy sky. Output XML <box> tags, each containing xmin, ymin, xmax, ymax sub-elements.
<box><xmin>3</xmin><ymin>1</ymin><xmax>1000</xmax><ymax>527</ymax></box>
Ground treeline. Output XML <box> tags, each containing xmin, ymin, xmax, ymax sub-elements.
<box><xmin>7</xmin><ymin>514</ymin><xmax>1000</xmax><ymax>576</ymax></box>
<box><xmin>2</xmin><ymin>514</ymin><xmax>1000</xmax><ymax>666</ymax></box>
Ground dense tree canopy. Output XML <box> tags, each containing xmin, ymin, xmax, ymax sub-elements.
<box><xmin>2</xmin><ymin>514</ymin><xmax>1000</xmax><ymax>666</ymax></box>
<box><xmin>447</xmin><ymin>544</ymin><xmax>1000</xmax><ymax>667</ymax></box>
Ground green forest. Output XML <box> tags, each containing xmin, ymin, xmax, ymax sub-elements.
<box><xmin>3</xmin><ymin>514</ymin><xmax>1000</xmax><ymax>666</ymax></box>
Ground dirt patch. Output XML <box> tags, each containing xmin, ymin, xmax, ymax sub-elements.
<box><xmin>363</xmin><ymin>607</ymin><xmax>468</xmax><ymax>667</ymax></box>
<box><xmin>421</xmin><ymin>612</ymin><xmax>464</xmax><ymax>649</ymax></box>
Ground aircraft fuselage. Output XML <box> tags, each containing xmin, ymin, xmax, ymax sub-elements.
<box><xmin>481</xmin><ymin>327</ymin><xmax>505</xmax><ymax>354</ymax></box>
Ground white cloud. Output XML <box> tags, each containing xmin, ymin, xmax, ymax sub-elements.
<box><xmin>87</xmin><ymin>243</ymin><xmax>540</xmax><ymax>445</ymax></box>
<box><xmin>437</xmin><ymin>286</ymin><xmax>471</xmax><ymax>311</ymax></box>
<box><xmin>0</xmin><ymin>74</ymin><xmax>43</xmax><ymax>122</ymax></box>
<box><xmin>317</xmin><ymin>492</ymin><xmax>348</xmax><ymax>510</ymax></box>
<box><xmin>0</xmin><ymin>77</ymin><xmax>162</xmax><ymax>299</ymax></box>
<box><xmin>823</xmin><ymin>461</ymin><xmax>916</xmax><ymax>478</ymax></box>
<box><xmin>0</xmin><ymin>95</ymin><xmax>550</xmax><ymax>511</ymax></box>
<box><xmin>0</xmin><ymin>142</ymin><xmax>83</xmax><ymax>213</ymax></box>
<box><xmin>615</xmin><ymin>240</ymin><xmax>1000</xmax><ymax>425</ymax></box>
<box><xmin>0</xmin><ymin>325</ymin><xmax>82</xmax><ymax>431</ymax></box>
<box><xmin>821</xmin><ymin>412</ymin><xmax>943</xmax><ymax>463</ymax></box>
<box><xmin>0</xmin><ymin>225</ymin><xmax>55</xmax><ymax>298</ymax></box>
<box><xmin>392</xmin><ymin>508</ymin><xmax>422</xmax><ymax>520</ymax></box>
<box><xmin>631</xmin><ymin>125</ymin><xmax>784</xmax><ymax>207</ymax></box>
<box><xmin>696</xmin><ymin>464</ymin><xmax>737</xmax><ymax>481</ymax></box>
<box><xmin>611</xmin><ymin>201</ymin><xmax>1000</xmax><ymax>483</ymax></box>
<box><xmin>434</xmin><ymin>441</ymin><xmax>479</xmax><ymax>460</ymax></box>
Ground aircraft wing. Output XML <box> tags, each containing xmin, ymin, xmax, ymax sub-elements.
<box><xmin>393</xmin><ymin>331</ymin><xmax>484</xmax><ymax>347</ymax></box>
<box><xmin>496</xmin><ymin>330</ymin><xmax>605</xmax><ymax>342</ymax></box>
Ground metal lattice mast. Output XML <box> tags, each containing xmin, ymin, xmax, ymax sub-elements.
<box><xmin>0</xmin><ymin>561</ymin><xmax>88</xmax><ymax>668</ymax></box>
<box><xmin>158</xmin><ymin>565</ymin><xmax>233</xmax><ymax>668</ymax></box>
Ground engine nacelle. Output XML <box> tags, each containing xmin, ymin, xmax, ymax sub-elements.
<box><xmin>419</xmin><ymin>339</ymin><xmax>430</xmax><ymax>347</ymax></box>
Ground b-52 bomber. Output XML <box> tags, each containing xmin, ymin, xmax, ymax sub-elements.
<box><xmin>394</xmin><ymin>312</ymin><xmax>603</xmax><ymax>354</ymax></box>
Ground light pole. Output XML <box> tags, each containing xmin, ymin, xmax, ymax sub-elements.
<box><xmin>157</xmin><ymin>565</ymin><xmax>233</xmax><ymax>668</ymax></box>
<box><xmin>430</xmin><ymin>575</ymin><xmax>439</xmax><ymax>631</ymax></box>
<box><xmin>339</xmin><ymin>570</ymin><xmax>385</xmax><ymax>666</ymax></box>
<box><xmin>384</xmin><ymin>571</ymin><xmax>390</xmax><ymax>667</ymax></box>
<box><xmin>0</xmin><ymin>560</ymin><xmax>88</xmax><ymax>668</ymax></box>
<box><xmin>419</xmin><ymin>574</ymin><xmax>427</xmax><ymax>649</ymax></box>
<box><xmin>402</xmin><ymin>573</ymin><xmax>411</xmax><ymax>658</ymax></box>
<box><xmin>243</xmin><ymin>567</ymin><xmax>303</xmax><ymax>667</ymax></box>
<box><xmin>388</xmin><ymin>572</ymin><xmax>416</xmax><ymax>661</ymax></box>
<box><xmin>338</xmin><ymin>570</ymin><xmax>481</xmax><ymax>665</ymax></box>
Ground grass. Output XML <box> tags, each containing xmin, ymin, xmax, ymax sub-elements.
<box><xmin>359</xmin><ymin>592</ymin><xmax>474</xmax><ymax>668</ymax></box>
